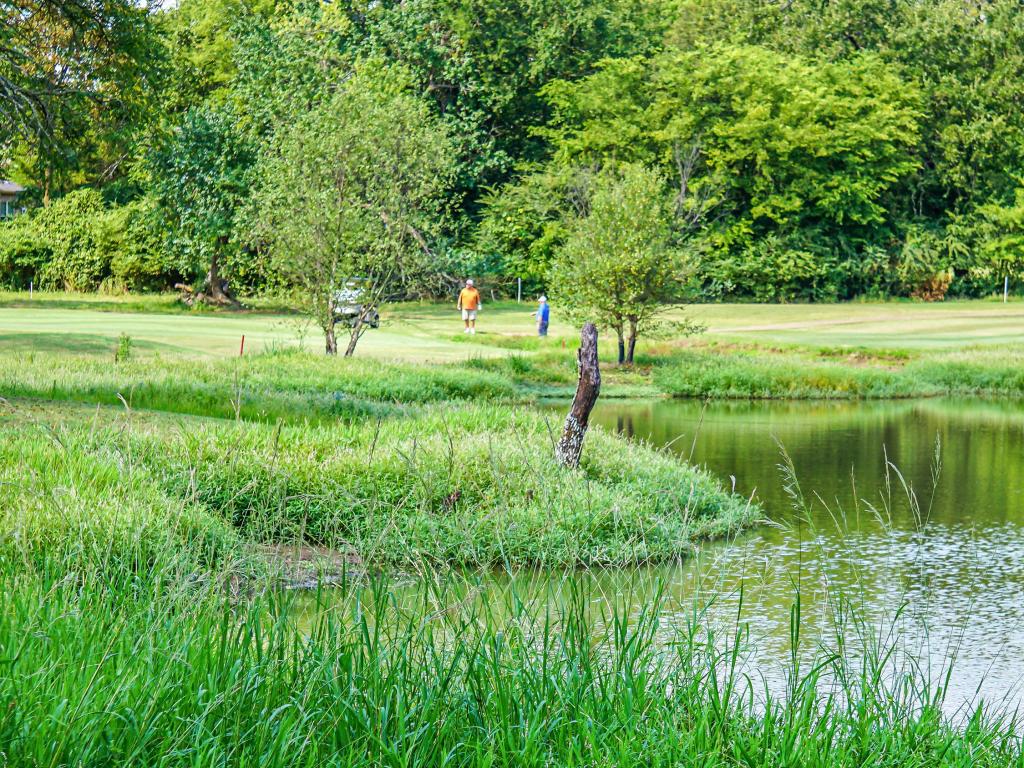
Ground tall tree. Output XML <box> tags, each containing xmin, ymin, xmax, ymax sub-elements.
<box><xmin>335</xmin><ymin>0</ymin><xmax>663</xmax><ymax>213</ymax></box>
<box><xmin>2</xmin><ymin>0</ymin><xmax>160</xmax><ymax>202</ymax></box>
<box><xmin>530</xmin><ymin>44</ymin><xmax>922</xmax><ymax>299</ymax></box>
<box><xmin>149</xmin><ymin>105</ymin><xmax>254</xmax><ymax>304</ymax></box>
<box><xmin>978</xmin><ymin>184</ymin><xmax>1024</xmax><ymax>289</ymax></box>
<box><xmin>248</xmin><ymin>69</ymin><xmax>455</xmax><ymax>355</ymax></box>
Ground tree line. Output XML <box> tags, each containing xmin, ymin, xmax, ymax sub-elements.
<box><xmin>3</xmin><ymin>0</ymin><xmax>1024</xmax><ymax>355</ymax></box>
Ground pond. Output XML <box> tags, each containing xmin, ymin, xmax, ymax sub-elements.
<box><xmin>301</xmin><ymin>398</ymin><xmax>1024</xmax><ymax>714</ymax></box>
<box><xmin>575</xmin><ymin>398</ymin><xmax>1024</xmax><ymax>713</ymax></box>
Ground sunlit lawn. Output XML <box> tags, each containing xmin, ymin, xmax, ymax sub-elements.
<box><xmin>0</xmin><ymin>290</ymin><xmax>1022</xmax><ymax>360</ymax></box>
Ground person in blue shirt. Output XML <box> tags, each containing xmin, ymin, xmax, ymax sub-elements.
<box><xmin>532</xmin><ymin>295</ymin><xmax>550</xmax><ymax>336</ymax></box>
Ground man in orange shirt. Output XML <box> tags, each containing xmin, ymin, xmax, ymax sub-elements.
<box><xmin>457</xmin><ymin>278</ymin><xmax>482</xmax><ymax>335</ymax></box>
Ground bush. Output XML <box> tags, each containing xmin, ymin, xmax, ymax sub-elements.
<box><xmin>33</xmin><ymin>189</ymin><xmax>111</xmax><ymax>290</ymax></box>
<box><xmin>107</xmin><ymin>198</ymin><xmax>175</xmax><ymax>291</ymax></box>
<box><xmin>0</xmin><ymin>213</ymin><xmax>51</xmax><ymax>289</ymax></box>
<box><xmin>699</xmin><ymin>233</ymin><xmax>842</xmax><ymax>302</ymax></box>
<box><xmin>0</xmin><ymin>193</ymin><xmax>171</xmax><ymax>292</ymax></box>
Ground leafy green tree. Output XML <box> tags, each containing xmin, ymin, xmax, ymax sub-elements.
<box><xmin>475</xmin><ymin>168</ymin><xmax>593</xmax><ymax>289</ymax></box>
<box><xmin>2</xmin><ymin>0</ymin><xmax>162</xmax><ymax>203</ymax></box>
<box><xmin>248</xmin><ymin>70</ymin><xmax>455</xmax><ymax>356</ymax></box>
<box><xmin>228</xmin><ymin>9</ymin><xmax>349</xmax><ymax>144</ymax></box>
<box><xmin>670</xmin><ymin>0</ymin><xmax>1024</xmax><ymax>222</ymax></box>
<box><xmin>156</xmin><ymin>0</ymin><xmax>282</xmax><ymax>113</ymax></box>
<box><xmin>536</xmin><ymin>44</ymin><xmax>921</xmax><ymax>299</ymax></box>
<box><xmin>978</xmin><ymin>185</ymin><xmax>1024</xmax><ymax>289</ymax></box>
<box><xmin>333</xmin><ymin>0</ymin><xmax>663</xmax><ymax>216</ymax></box>
<box><xmin>149</xmin><ymin>105</ymin><xmax>255</xmax><ymax>304</ymax></box>
<box><xmin>550</xmin><ymin>164</ymin><xmax>695</xmax><ymax>364</ymax></box>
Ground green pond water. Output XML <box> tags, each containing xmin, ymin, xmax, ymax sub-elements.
<box><xmin>307</xmin><ymin>398</ymin><xmax>1024</xmax><ymax>712</ymax></box>
<box><xmin>581</xmin><ymin>397</ymin><xmax>1024</xmax><ymax>711</ymax></box>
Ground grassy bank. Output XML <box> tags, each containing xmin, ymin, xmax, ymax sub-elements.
<box><xmin>2</xmin><ymin>401</ymin><xmax>757</xmax><ymax>568</ymax></box>
<box><xmin>3</xmin><ymin>295</ymin><xmax>1024</xmax><ymax>763</ymax></box>
<box><xmin>5</xmin><ymin>293</ymin><xmax>1024</xmax><ymax>400</ymax></box>
<box><xmin>0</xmin><ymin>419</ymin><xmax>241</xmax><ymax>572</ymax></box>
<box><xmin>0</xmin><ymin>349</ymin><xmax>519</xmax><ymax>421</ymax></box>
<box><xmin>17</xmin><ymin>336</ymin><xmax>1024</xmax><ymax>410</ymax></box>
<box><xmin>654</xmin><ymin>344</ymin><xmax>1024</xmax><ymax>399</ymax></box>
<box><xmin>2</xmin><ymin>561</ymin><xmax>1020</xmax><ymax>767</ymax></box>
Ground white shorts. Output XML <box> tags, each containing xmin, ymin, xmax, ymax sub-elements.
<box><xmin>462</xmin><ymin>309</ymin><xmax>477</xmax><ymax>321</ymax></box>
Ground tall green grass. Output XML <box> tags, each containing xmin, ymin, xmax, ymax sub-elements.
<box><xmin>143</xmin><ymin>405</ymin><xmax>758</xmax><ymax>566</ymax></box>
<box><xmin>655</xmin><ymin>347</ymin><xmax>1024</xmax><ymax>399</ymax></box>
<box><xmin>0</xmin><ymin>419</ymin><xmax>241</xmax><ymax>573</ymax></box>
<box><xmin>0</xmin><ymin>348</ymin><xmax>518</xmax><ymax>421</ymax></box>
<box><xmin>2</xmin><ymin>562</ymin><xmax>1020</xmax><ymax>767</ymax></box>
<box><xmin>1</xmin><ymin>402</ymin><xmax>758</xmax><ymax>568</ymax></box>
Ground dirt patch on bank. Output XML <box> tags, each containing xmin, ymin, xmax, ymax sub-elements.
<box><xmin>264</xmin><ymin>543</ymin><xmax>365</xmax><ymax>589</ymax></box>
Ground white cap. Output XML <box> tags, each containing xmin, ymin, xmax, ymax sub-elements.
<box><xmin>539</xmin><ymin>296</ymin><xmax>547</xmax><ymax>302</ymax></box>
<box><xmin>466</xmin><ymin>279</ymin><xmax>474</xmax><ymax>286</ymax></box>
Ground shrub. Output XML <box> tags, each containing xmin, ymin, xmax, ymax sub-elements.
<box><xmin>0</xmin><ymin>213</ymin><xmax>50</xmax><ymax>289</ymax></box>
<box><xmin>699</xmin><ymin>233</ymin><xmax>841</xmax><ymax>302</ymax></box>
<box><xmin>0</xmin><ymin>193</ymin><xmax>172</xmax><ymax>292</ymax></box>
<box><xmin>107</xmin><ymin>198</ymin><xmax>175</xmax><ymax>291</ymax></box>
<box><xmin>34</xmin><ymin>189</ymin><xmax>111</xmax><ymax>290</ymax></box>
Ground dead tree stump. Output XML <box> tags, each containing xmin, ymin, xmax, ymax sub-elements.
<box><xmin>556</xmin><ymin>322</ymin><xmax>601</xmax><ymax>468</ymax></box>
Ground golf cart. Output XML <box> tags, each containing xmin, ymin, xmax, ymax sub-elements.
<box><xmin>331</xmin><ymin>278</ymin><xmax>380</xmax><ymax>329</ymax></box>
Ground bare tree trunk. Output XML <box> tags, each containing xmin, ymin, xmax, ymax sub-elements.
<box><xmin>626</xmin><ymin>318</ymin><xmax>638</xmax><ymax>365</ymax></box>
<box><xmin>325</xmin><ymin>320</ymin><xmax>338</xmax><ymax>355</ymax></box>
<box><xmin>343</xmin><ymin>317</ymin><xmax>363</xmax><ymax>357</ymax></box>
<box><xmin>42</xmin><ymin>165</ymin><xmax>52</xmax><ymax>207</ymax></box>
<box><xmin>207</xmin><ymin>252</ymin><xmax>225</xmax><ymax>301</ymax></box>
<box><xmin>556</xmin><ymin>322</ymin><xmax>601</xmax><ymax>469</ymax></box>
<box><xmin>615</xmin><ymin>325</ymin><xmax>625</xmax><ymax>365</ymax></box>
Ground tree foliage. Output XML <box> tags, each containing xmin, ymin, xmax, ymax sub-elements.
<box><xmin>247</xmin><ymin>70</ymin><xmax>455</xmax><ymax>355</ymax></box>
<box><xmin>148</xmin><ymin>105</ymin><xmax>255</xmax><ymax>302</ymax></box>
<box><xmin>550</xmin><ymin>164</ymin><xmax>695</xmax><ymax>363</ymax></box>
<box><xmin>2</xmin><ymin>0</ymin><xmax>161</xmax><ymax>202</ymax></box>
<box><xmin>5</xmin><ymin>0</ymin><xmax>1024</xmax><ymax>302</ymax></box>
<box><xmin>533</xmin><ymin>45</ymin><xmax>922</xmax><ymax>299</ymax></box>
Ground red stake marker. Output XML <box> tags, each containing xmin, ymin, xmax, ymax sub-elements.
<box><xmin>240</xmin><ymin>335</ymin><xmax>246</xmax><ymax>356</ymax></box>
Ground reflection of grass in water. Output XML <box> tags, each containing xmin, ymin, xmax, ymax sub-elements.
<box><xmin>761</xmin><ymin>437</ymin><xmax>1024</xmax><ymax>719</ymax></box>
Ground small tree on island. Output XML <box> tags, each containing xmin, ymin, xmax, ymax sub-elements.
<box><xmin>248</xmin><ymin>71</ymin><xmax>455</xmax><ymax>356</ymax></box>
<box><xmin>549</xmin><ymin>164</ymin><xmax>698</xmax><ymax>365</ymax></box>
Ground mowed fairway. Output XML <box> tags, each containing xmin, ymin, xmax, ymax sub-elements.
<box><xmin>691</xmin><ymin>300</ymin><xmax>1024</xmax><ymax>349</ymax></box>
<box><xmin>0</xmin><ymin>293</ymin><xmax>1021</xmax><ymax>360</ymax></box>
<box><xmin>0</xmin><ymin>300</ymin><xmax>520</xmax><ymax>361</ymax></box>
